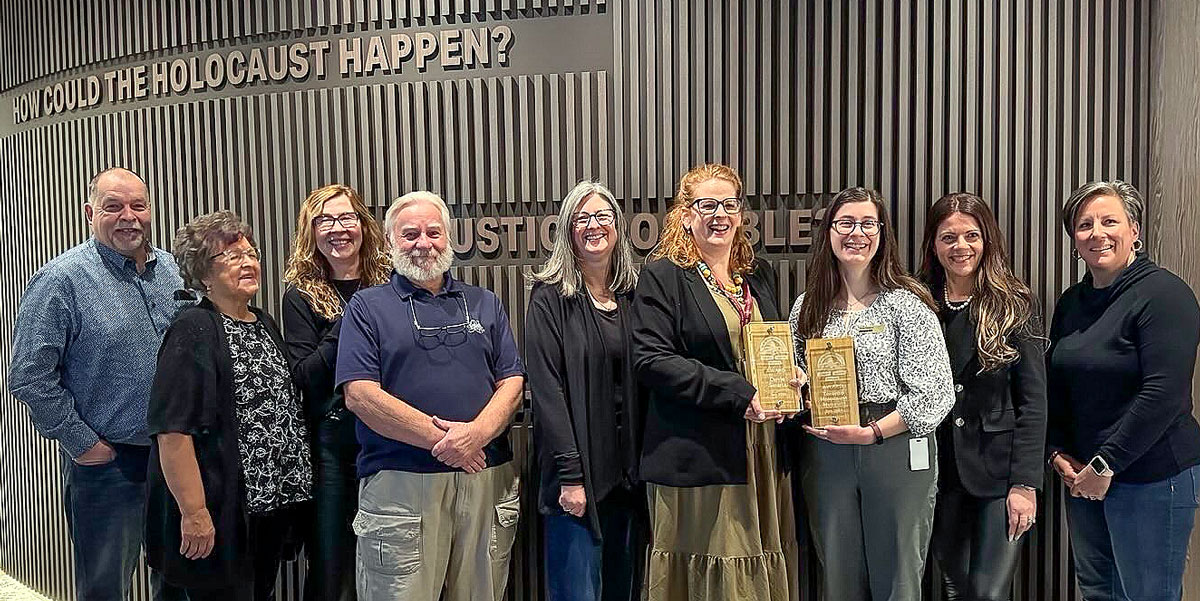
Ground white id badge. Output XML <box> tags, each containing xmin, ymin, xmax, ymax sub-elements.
<box><xmin>909</xmin><ymin>437</ymin><xmax>931</xmax><ymax>471</ymax></box>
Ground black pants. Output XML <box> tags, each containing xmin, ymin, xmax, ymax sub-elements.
<box><xmin>930</xmin><ymin>485</ymin><xmax>1025</xmax><ymax>601</ymax></box>
<box><xmin>303</xmin><ymin>412</ymin><xmax>359</xmax><ymax>601</ymax></box>
<box><xmin>183</xmin><ymin>507</ymin><xmax>297</xmax><ymax>601</ymax></box>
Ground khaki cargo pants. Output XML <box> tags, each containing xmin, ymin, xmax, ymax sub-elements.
<box><xmin>353</xmin><ymin>462</ymin><xmax>520</xmax><ymax>601</ymax></box>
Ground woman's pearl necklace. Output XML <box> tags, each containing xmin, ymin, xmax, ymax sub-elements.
<box><xmin>943</xmin><ymin>283</ymin><xmax>972</xmax><ymax>311</ymax></box>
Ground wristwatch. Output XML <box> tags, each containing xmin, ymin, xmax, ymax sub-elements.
<box><xmin>1088</xmin><ymin>455</ymin><xmax>1115</xmax><ymax>477</ymax></box>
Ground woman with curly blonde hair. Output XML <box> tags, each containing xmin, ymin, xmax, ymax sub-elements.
<box><xmin>281</xmin><ymin>183</ymin><xmax>390</xmax><ymax>601</ymax></box>
<box><xmin>633</xmin><ymin>163</ymin><xmax>802</xmax><ymax>601</ymax></box>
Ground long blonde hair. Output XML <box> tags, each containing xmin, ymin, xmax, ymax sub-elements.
<box><xmin>283</xmin><ymin>184</ymin><xmax>392</xmax><ymax>320</ymax></box>
<box><xmin>650</xmin><ymin>163</ymin><xmax>756</xmax><ymax>274</ymax></box>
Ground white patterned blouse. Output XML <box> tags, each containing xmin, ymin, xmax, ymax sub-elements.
<box><xmin>788</xmin><ymin>288</ymin><xmax>955</xmax><ymax>436</ymax></box>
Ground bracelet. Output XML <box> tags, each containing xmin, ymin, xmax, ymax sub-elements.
<box><xmin>1047</xmin><ymin>450</ymin><xmax>1062</xmax><ymax>468</ymax></box>
<box><xmin>1012</xmin><ymin>484</ymin><xmax>1037</xmax><ymax>492</ymax></box>
<box><xmin>868</xmin><ymin>420</ymin><xmax>884</xmax><ymax>445</ymax></box>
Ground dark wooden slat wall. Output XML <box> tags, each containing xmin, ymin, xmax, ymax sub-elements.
<box><xmin>0</xmin><ymin>2</ymin><xmax>1153</xmax><ymax>600</ymax></box>
<box><xmin>1149</xmin><ymin>0</ymin><xmax>1200</xmax><ymax>596</ymax></box>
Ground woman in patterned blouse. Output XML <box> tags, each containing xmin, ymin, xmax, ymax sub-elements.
<box><xmin>145</xmin><ymin>211</ymin><xmax>312</xmax><ymax>601</ymax></box>
<box><xmin>789</xmin><ymin>187</ymin><xmax>955</xmax><ymax>601</ymax></box>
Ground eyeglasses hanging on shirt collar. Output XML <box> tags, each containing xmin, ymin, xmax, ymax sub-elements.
<box><xmin>408</xmin><ymin>293</ymin><xmax>486</xmax><ymax>342</ymax></box>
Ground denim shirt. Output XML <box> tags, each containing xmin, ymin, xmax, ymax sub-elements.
<box><xmin>8</xmin><ymin>238</ymin><xmax>189</xmax><ymax>456</ymax></box>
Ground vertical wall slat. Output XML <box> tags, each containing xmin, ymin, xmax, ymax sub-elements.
<box><xmin>0</xmin><ymin>4</ymin><xmax>1157</xmax><ymax>601</ymax></box>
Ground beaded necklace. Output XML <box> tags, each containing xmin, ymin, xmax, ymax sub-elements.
<box><xmin>942</xmin><ymin>283</ymin><xmax>972</xmax><ymax>312</ymax></box>
<box><xmin>697</xmin><ymin>261</ymin><xmax>754</xmax><ymax>326</ymax></box>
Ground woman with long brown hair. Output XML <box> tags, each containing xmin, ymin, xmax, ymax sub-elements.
<box><xmin>282</xmin><ymin>184</ymin><xmax>390</xmax><ymax>601</ymax></box>
<box><xmin>789</xmin><ymin>187</ymin><xmax>954</xmax><ymax>601</ymax></box>
<box><xmin>633</xmin><ymin>164</ymin><xmax>801</xmax><ymax>600</ymax></box>
<box><xmin>919</xmin><ymin>193</ymin><xmax>1046</xmax><ymax>601</ymax></box>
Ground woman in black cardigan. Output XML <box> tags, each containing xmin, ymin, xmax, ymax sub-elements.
<box><xmin>632</xmin><ymin>164</ymin><xmax>801</xmax><ymax>601</ymax></box>
<box><xmin>281</xmin><ymin>184</ymin><xmax>391</xmax><ymax>601</ymax></box>
<box><xmin>526</xmin><ymin>180</ymin><xmax>644</xmax><ymax>601</ymax></box>
<box><xmin>1048</xmin><ymin>181</ymin><xmax>1200</xmax><ymax>600</ymax></box>
<box><xmin>147</xmin><ymin>212</ymin><xmax>311</xmax><ymax>601</ymax></box>
<box><xmin>919</xmin><ymin>193</ymin><xmax>1047</xmax><ymax>601</ymax></box>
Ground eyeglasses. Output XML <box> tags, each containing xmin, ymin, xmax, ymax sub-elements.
<box><xmin>312</xmin><ymin>212</ymin><xmax>361</xmax><ymax>231</ymax></box>
<box><xmin>409</xmin><ymin>294</ymin><xmax>485</xmax><ymax>347</ymax></box>
<box><xmin>210</xmin><ymin>247</ymin><xmax>260</xmax><ymax>264</ymax></box>
<box><xmin>571</xmin><ymin>209</ymin><xmax>616</xmax><ymax>229</ymax></box>
<box><xmin>830</xmin><ymin>219</ymin><xmax>881</xmax><ymax>236</ymax></box>
<box><xmin>691</xmin><ymin>197</ymin><xmax>744</xmax><ymax>216</ymax></box>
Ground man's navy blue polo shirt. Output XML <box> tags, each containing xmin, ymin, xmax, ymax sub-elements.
<box><xmin>336</xmin><ymin>271</ymin><xmax>524</xmax><ymax>478</ymax></box>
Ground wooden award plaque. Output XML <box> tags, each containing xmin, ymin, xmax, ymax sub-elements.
<box><xmin>741</xmin><ymin>321</ymin><xmax>801</xmax><ymax>413</ymax></box>
<box><xmin>803</xmin><ymin>336</ymin><xmax>861</xmax><ymax>427</ymax></box>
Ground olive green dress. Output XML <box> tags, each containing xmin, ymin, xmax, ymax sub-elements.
<box><xmin>644</xmin><ymin>288</ymin><xmax>800</xmax><ymax>601</ymax></box>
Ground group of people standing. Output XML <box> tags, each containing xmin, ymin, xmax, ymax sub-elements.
<box><xmin>8</xmin><ymin>163</ymin><xmax>1200</xmax><ymax>601</ymax></box>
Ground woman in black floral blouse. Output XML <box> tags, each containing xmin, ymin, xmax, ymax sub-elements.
<box><xmin>145</xmin><ymin>211</ymin><xmax>312</xmax><ymax>601</ymax></box>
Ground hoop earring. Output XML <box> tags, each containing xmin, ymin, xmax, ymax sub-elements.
<box><xmin>1070</xmin><ymin>248</ymin><xmax>1081</xmax><ymax>260</ymax></box>
<box><xmin>1132</xmin><ymin>239</ymin><xmax>1143</xmax><ymax>253</ymax></box>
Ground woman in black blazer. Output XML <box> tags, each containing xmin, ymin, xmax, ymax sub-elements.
<box><xmin>632</xmin><ymin>163</ymin><xmax>801</xmax><ymax>601</ymax></box>
<box><xmin>919</xmin><ymin>193</ymin><xmax>1047</xmax><ymax>601</ymax></box>
<box><xmin>526</xmin><ymin>180</ymin><xmax>645</xmax><ymax>601</ymax></box>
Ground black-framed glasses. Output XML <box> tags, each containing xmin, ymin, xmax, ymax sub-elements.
<box><xmin>691</xmin><ymin>197</ymin><xmax>743</xmax><ymax>216</ymax></box>
<box><xmin>312</xmin><ymin>212</ymin><xmax>361</xmax><ymax>231</ymax></box>
<box><xmin>571</xmin><ymin>209</ymin><xmax>616</xmax><ymax>229</ymax></box>
<box><xmin>830</xmin><ymin>218</ymin><xmax>881</xmax><ymax>236</ymax></box>
<box><xmin>209</xmin><ymin>247</ymin><xmax>260</xmax><ymax>264</ymax></box>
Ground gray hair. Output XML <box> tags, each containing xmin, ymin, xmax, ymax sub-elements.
<box><xmin>172</xmin><ymin>210</ymin><xmax>256</xmax><ymax>292</ymax></box>
<box><xmin>1062</xmin><ymin>180</ymin><xmax>1144</xmax><ymax>237</ymax></box>
<box><xmin>530</xmin><ymin>180</ymin><xmax>638</xmax><ymax>297</ymax></box>
<box><xmin>87</xmin><ymin>167</ymin><xmax>147</xmax><ymax>206</ymax></box>
<box><xmin>384</xmin><ymin>191</ymin><xmax>453</xmax><ymax>245</ymax></box>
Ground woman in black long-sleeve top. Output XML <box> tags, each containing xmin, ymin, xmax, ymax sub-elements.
<box><xmin>148</xmin><ymin>212</ymin><xmax>311</xmax><ymax>601</ymax></box>
<box><xmin>1047</xmin><ymin>180</ymin><xmax>1200</xmax><ymax>601</ymax></box>
<box><xmin>526</xmin><ymin>180</ymin><xmax>644</xmax><ymax>601</ymax></box>
<box><xmin>281</xmin><ymin>184</ymin><xmax>391</xmax><ymax>601</ymax></box>
<box><xmin>632</xmin><ymin>164</ymin><xmax>801</xmax><ymax>601</ymax></box>
<box><xmin>919</xmin><ymin>193</ymin><xmax>1047</xmax><ymax>601</ymax></box>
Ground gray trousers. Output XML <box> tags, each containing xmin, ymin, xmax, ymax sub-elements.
<box><xmin>353</xmin><ymin>463</ymin><xmax>521</xmax><ymax>601</ymax></box>
<box><xmin>800</xmin><ymin>432</ymin><xmax>938</xmax><ymax>601</ymax></box>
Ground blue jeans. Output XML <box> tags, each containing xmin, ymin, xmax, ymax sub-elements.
<box><xmin>543</xmin><ymin>487</ymin><xmax>643</xmax><ymax>601</ymax></box>
<box><xmin>60</xmin><ymin>444</ymin><xmax>186</xmax><ymax>601</ymax></box>
<box><xmin>1065</xmin><ymin>463</ymin><xmax>1200</xmax><ymax>601</ymax></box>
